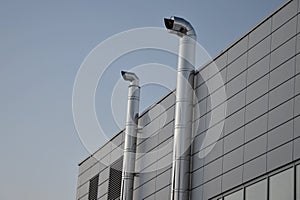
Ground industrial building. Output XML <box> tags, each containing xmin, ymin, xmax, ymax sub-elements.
<box><xmin>76</xmin><ymin>0</ymin><xmax>300</xmax><ymax>199</ymax></box>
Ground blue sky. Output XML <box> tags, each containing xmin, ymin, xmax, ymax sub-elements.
<box><xmin>0</xmin><ymin>0</ymin><xmax>286</xmax><ymax>199</ymax></box>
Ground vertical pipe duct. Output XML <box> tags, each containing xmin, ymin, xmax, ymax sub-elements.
<box><xmin>120</xmin><ymin>71</ymin><xmax>140</xmax><ymax>200</ymax></box>
<box><xmin>164</xmin><ymin>16</ymin><xmax>196</xmax><ymax>200</ymax></box>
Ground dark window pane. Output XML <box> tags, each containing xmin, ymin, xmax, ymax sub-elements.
<box><xmin>297</xmin><ymin>165</ymin><xmax>300</xmax><ymax>200</ymax></box>
<box><xmin>246</xmin><ymin>179</ymin><xmax>267</xmax><ymax>200</ymax></box>
<box><xmin>269</xmin><ymin>168</ymin><xmax>294</xmax><ymax>200</ymax></box>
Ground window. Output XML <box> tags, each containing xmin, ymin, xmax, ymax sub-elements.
<box><xmin>224</xmin><ymin>189</ymin><xmax>243</xmax><ymax>200</ymax></box>
<box><xmin>269</xmin><ymin>167</ymin><xmax>294</xmax><ymax>200</ymax></box>
<box><xmin>107</xmin><ymin>157</ymin><xmax>123</xmax><ymax>200</ymax></box>
<box><xmin>245</xmin><ymin>179</ymin><xmax>267</xmax><ymax>200</ymax></box>
<box><xmin>297</xmin><ymin>165</ymin><xmax>300</xmax><ymax>200</ymax></box>
<box><xmin>88</xmin><ymin>174</ymin><xmax>99</xmax><ymax>200</ymax></box>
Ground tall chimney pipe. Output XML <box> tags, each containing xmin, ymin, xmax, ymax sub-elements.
<box><xmin>164</xmin><ymin>16</ymin><xmax>196</xmax><ymax>200</ymax></box>
<box><xmin>120</xmin><ymin>71</ymin><xmax>140</xmax><ymax>200</ymax></box>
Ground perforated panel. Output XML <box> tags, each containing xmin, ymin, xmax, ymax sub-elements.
<box><xmin>88</xmin><ymin>174</ymin><xmax>99</xmax><ymax>200</ymax></box>
<box><xmin>108</xmin><ymin>157</ymin><xmax>123</xmax><ymax>200</ymax></box>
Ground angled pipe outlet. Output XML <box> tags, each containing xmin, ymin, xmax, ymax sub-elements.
<box><xmin>120</xmin><ymin>71</ymin><xmax>140</xmax><ymax>200</ymax></box>
<box><xmin>164</xmin><ymin>16</ymin><xmax>196</xmax><ymax>200</ymax></box>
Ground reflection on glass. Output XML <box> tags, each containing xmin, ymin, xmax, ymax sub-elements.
<box><xmin>297</xmin><ymin>165</ymin><xmax>300</xmax><ymax>200</ymax></box>
<box><xmin>224</xmin><ymin>189</ymin><xmax>243</xmax><ymax>200</ymax></box>
<box><xmin>270</xmin><ymin>168</ymin><xmax>294</xmax><ymax>200</ymax></box>
<box><xmin>246</xmin><ymin>179</ymin><xmax>267</xmax><ymax>200</ymax></box>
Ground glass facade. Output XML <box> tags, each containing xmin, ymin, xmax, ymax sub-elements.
<box><xmin>297</xmin><ymin>165</ymin><xmax>300</xmax><ymax>200</ymax></box>
<box><xmin>224</xmin><ymin>190</ymin><xmax>243</xmax><ymax>200</ymax></box>
<box><xmin>217</xmin><ymin>164</ymin><xmax>300</xmax><ymax>200</ymax></box>
<box><xmin>246</xmin><ymin>179</ymin><xmax>267</xmax><ymax>200</ymax></box>
<box><xmin>269</xmin><ymin>168</ymin><xmax>294</xmax><ymax>200</ymax></box>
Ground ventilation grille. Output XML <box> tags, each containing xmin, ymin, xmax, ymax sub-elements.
<box><xmin>88</xmin><ymin>174</ymin><xmax>99</xmax><ymax>200</ymax></box>
<box><xmin>107</xmin><ymin>157</ymin><xmax>123</xmax><ymax>200</ymax></box>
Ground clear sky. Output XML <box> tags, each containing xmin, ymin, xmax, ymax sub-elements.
<box><xmin>0</xmin><ymin>0</ymin><xmax>286</xmax><ymax>200</ymax></box>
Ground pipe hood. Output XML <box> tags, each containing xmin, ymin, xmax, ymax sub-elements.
<box><xmin>164</xmin><ymin>16</ymin><xmax>196</xmax><ymax>39</ymax></box>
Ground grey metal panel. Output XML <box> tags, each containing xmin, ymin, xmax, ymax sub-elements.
<box><xmin>144</xmin><ymin>194</ymin><xmax>155</xmax><ymax>200</ymax></box>
<box><xmin>156</xmin><ymin>151</ymin><xmax>172</xmax><ymax>171</ymax></box>
<box><xmin>98</xmin><ymin>180</ymin><xmax>109</xmax><ymax>197</ymax></box>
<box><xmin>226</xmin><ymin>71</ymin><xmax>247</xmax><ymax>98</ymax></box>
<box><xmin>191</xmin><ymin>186</ymin><xmax>203</xmax><ymax>200</ymax></box>
<box><xmin>271</xmin><ymin>16</ymin><xmax>297</xmax><ymax>51</ymax></box>
<box><xmin>111</xmin><ymin>132</ymin><xmax>124</xmax><ymax>147</ymax></box>
<box><xmin>268</xmin><ymin>99</ymin><xmax>294</xmax><ymax>130</ymax></box>
<box><xmin>208</xmin><ymin>88</ymin><xmax>227</xmax><ymax>112</ymax></box>
<box><xmin>158</xmin><ymin>92</ymin><xmax>176</xmax><ymax>111</ymax></box>
<box><xmin>161</xmin><ymin>105</ymin><xmax>175</xmax><ymax>128</ymax></box>
<box><xmin>244</xmin><ymin>134</ymin><xmax>267</xmax><ymax>162</ymax></box>
<box><xmin>193</xmin><ymin>133</ymin><xmax>205</xmax><ymax>153</ymax></box>
<box><xmin>272</xmin><ymin>0</ymin><xmax>298</xmax><ymax>31</ymax></box>
<box><xmin>195</xmin><ymin>81</ymin><xmax>208</xmax><ymax>102</ymax></box>
<box><xmin>156</xmin><ymin>169</ymin><xmax>171</xmax><ymax>190</ymax></box>
<box><xmin>267</xmin><ymin>141</ymin><xmax>293</xmax><ymax>171</ymax></box>
<box><xmin>247</xmin><ymin>55</ymin><xmax>270</xmax><ymax>86</ymax></box>
<box><xmin>245</xmin><ymin>94</ymin><xmax>268</xmax><ymax>123</ymax></box>
<box><xmin>223</xmin><ymin>146</ymin><xmax>243</xmax><ymax>173</ymax></box>
<box><xmin>295</xmin><ymin>95</ymin><xmax>300</xmax><ymax>116</ymax></box>
<box><xmin>269</xmin><ymin>78</ymin><xmax>294</xmax><ymax>110</ymax></box>
<box><xmin>228</xmin><ymin>36</ymin><xmax>248</xmax><ymax>64</ymax></box>
<box><xmin>249</xmin><ymin>18</ymin><xmax>271</xmax><ymax>47</ymax></box>
<box><xmin>246</xmin><ymin>74</ymin><xmax>269</xmax><ymax>104</ymax></box>
<box><xmin>156</xmin><ymin>186</ymin><xmax>170</xmax><ymax>200</ymax></box>
<box><xmin>297</xmin><ymin>33</ymin><xmax>300</xmax><ymax>54</ymax></box>
<box><xmin>270</xmin><ymin>57</ymin><xmax>295</xmax><ymax>90</ymax></box>
<box><xmin>203</xmin><ymin>157</ymin><xmax>222</xmax><ymax>183</ymax></box>
<box><xmin>295</xmin><ymin>74</ymin><xmax>300</xmax><ymax>95</ymax></box>
<box><xmin>295</xmin><ymin>116</ymin><xmax>300</xmax><ymax>138</ymax></box>
<box><xmin>204</xmin><ymin>139</ymin><xmax>223</xmax><ymax>164</ymax></box>
<box><xmin>140</xmin><ymin>119</ymin><xmax>160</xmax><ymax>144</ymax></box>
<box><xmin>194</xmin><ymin>99</ymin><xmax>207</xmax><ymax>120</ymax></box>
<box><xmin>245</xmin><ymin>113</ymin><xmax>268</xmax><ymax>142</ymax></box>
<box><xmin>222</xmin><ymin>166</ymin><xmax>243</xmax><ymax>192</ymax></box>
<box><xmin>224</xmin><ymin>127</ymin><xmax>244</xmax><ymax>154</ymax></box>
<box><xmin>77</xmin><ymin>182</ymin><xmax>89</xmax><ymax>199</ymax></box>
<box><xmin>248</xmin><ymin>36</ymin><xmax>271</xmax><ymax>67</ymax></box>
<box><xmin>296</xmin><ymin>54</ymin><xmax>300</xmax><ymax>75</ymax></box>
<box><xmin>227</xmin><ymin>89</ymin><xmax>246</xmax><ymax>117</ymax></box>
<box><xmin>215</xmin><ymin>52</ymin><xmax>228</xmax><ymax>71</ymax></box>
<box><xmin>227</xmin><ymin>54</ymin><xmax>247</xmax><ymax>81</ymax></box>
<box><xmin>192</xmin><ymin>152</ymin><xmax>205</xmax><ymax>171</ymax></box>
<box><xmin>203</xmin><ymin>177</ymin><xmax>222</xmax><ymax>200</ymax></box>
<box><xmin>206</xmin><ymin>105</ymin><xmax>226</xmax><ymax>134</ymax></box>
<box><xmin>206</xmin><ymin>71</ymin><xmax>227</xmax><ymax>95</ymax></box>
<box><xmin>294</xmin><ymin>137</ymin><xmax>300</xmax><ymax>160</ymax></box>
<box><xmin>110</xmin><ymin>146</ymin><xmax>123</xmax><ymax>164</ymax></box>
<box><xmin>268</xmin><ymin>120</ymin><xmax>293</xmax><ymax>151</ymax></box>
<box><xmin>194</xmin><ymin>115</ymin><xmax>206</xmax><ymax>137</ymax></box>
<box><xmin>79</xmin><ymin>156</ymin><xmax>98</xmax><ymax>175</ymax></box>
<box><xmin>98</xmin><ymin>194</ymin><xmax>107</xmax><ymax>200</ymax></box>
<box><xmin>192</xmin><ymin>167</ymin><xmax>204</xmax><ymax>188</ymax></box>
<box><xmin>157</xmin><ymin>121</ymin><xmax>174</xmax><ymax>144</ymax></box>
<box><xmin>141</xmin><ymin>179</ymin><xmax>156</xmax><ymax>199</ymax></box>
<box><xmin>100</xmin><ymin>167</ymin><xmax>109</xmax><ymax>182</ymax></box>
<box><xmin>270</xmin><ymin>37</ymin><xmax>296</xmax><ymax>70</ymax></box>
<box><xmin>225</xmin><ymin>108</ymin><xmax>245</xmax><ymax>136</ymax></box>
<box><xmin>243</xmin><ymin>154</ymin><xmax>267</xmax><ymax>182</ymax></box>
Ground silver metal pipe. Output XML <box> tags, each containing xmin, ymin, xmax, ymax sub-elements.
<box><xmin>164</xmin><ymin>16</ymin><xmax>196</xmax><ymax>200</ymax></box>
<box><xmin>120</xmin><ymin>71</ymin><xmax>140</xmax><ymax>200</ymax></box>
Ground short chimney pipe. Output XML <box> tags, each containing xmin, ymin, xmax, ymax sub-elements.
<box><xmin>120</xmin><ymin>71</ymin><xmax>140</xmax><ymax>200</ymax></box>
<box><xmin>164</xmin><ymin>16</ymin><xmax>196</xmax><ymax>200</ymax></box>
